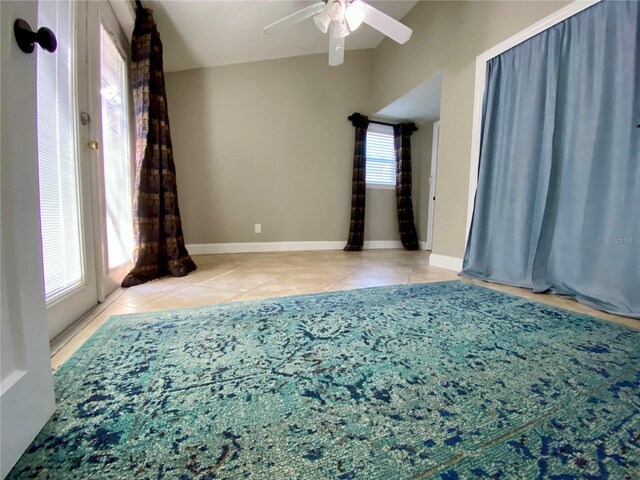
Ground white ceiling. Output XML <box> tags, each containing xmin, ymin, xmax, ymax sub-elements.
<box><xmin>375</xmin><ymin>72</ymin><xmax>441</xmax><ymax>124</ymax></box>
<box><xmin>142</xmin><ymin>0</ymin><xmax>419</xmax><ymax>72</ymax></box>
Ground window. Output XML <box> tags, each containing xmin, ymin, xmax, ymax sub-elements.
<box><xmin>37</xmin><ymin>0</ymin><xmax>84</xmax><ymax>302</ymax></box>
<box><xmin>365</xmin><ymin>123</ymin><xmax>396</xmax><ymax>187</ymax></box>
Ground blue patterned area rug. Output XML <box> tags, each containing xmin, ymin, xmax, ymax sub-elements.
<box><xmin>9</xmin><ymin>281</ymin><xmax>640</xmax><ymax>479</ymax></box>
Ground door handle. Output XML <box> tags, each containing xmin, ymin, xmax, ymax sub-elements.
<box><xmin>84</xmin><ymin>140</ymin><xmax>99</xmax><ymax>151</ymax></box>
<box><xmin>14</xmin><ymin>19</ymin><xmax>57</xmax><ymax>54</ymax></box>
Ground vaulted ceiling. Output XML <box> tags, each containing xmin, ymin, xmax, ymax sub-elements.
<box><xmin>144</xmin><ymin>0</ymin><xmax>419</xmax><ymax>72</ymax></box>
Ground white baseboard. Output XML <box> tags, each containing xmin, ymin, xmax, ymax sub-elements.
<box><xmin>419</xmin><ymin>241</ymin><xmax>430</xmax><ymax>251</ymax></box>
<box><xmin>429</xmin><ymin>253</ymin><xmax>463</xmax><ymax>272</ymax></box>
<box><xmin>186</xmin><ymin>240</ymin><xmax>404</xmax><ymax>255</ymax></box>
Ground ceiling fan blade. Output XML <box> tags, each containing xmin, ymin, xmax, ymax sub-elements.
<box><xmin>362</xmin><ymin>3</ymin><xmax>412</xmax><ymax>44</ymax></box>
<box><xmin>328</xmin><ymin>23</ymin><xmax>345</xmax><ymax>66</ymax></box>
<box><xmin>264</xmin><ymin>2</ymin><xmax>326</xmax><ymax>35</ymax></box>
<box><xmin>314</xmin><ymin>11</ymin><xmax>332</xmax><ymax>34</ymax></box>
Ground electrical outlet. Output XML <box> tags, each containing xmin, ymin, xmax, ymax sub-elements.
<box><xmin>255</xmin><ymin>224</ymin><xmax>261</xmax><ymax>234</ymax></box>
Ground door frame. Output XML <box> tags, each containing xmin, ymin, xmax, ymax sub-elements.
<box><xmin>465</xmin><ymin>0</ymin><xmax>600</xmax><ymax>243</ymax></box>
<box><xmin>1</xmin><ymin>1</ymin><xmax>56</xmax><ymax>475</ymax></box>
<box><xmin>426</xmin><ymin>121</ymin><xmax>439</xmax><ymax>251</ymax></box>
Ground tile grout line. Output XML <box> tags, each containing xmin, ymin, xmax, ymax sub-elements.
<box><xmin>115</xmin><ymin>267</ymin><xmax>242</xmax><ymax>309</ymax></box>
<box><xmin>325</xmin><ymin>262</ymin><xmax>375</xmax><ymax>292</ymax></box>
<box><xmin>217</xmin><ymin>274</ymin><xmax>291</xmax><ymax>304</ymax></box>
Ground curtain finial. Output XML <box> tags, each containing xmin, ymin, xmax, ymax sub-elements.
<box><xmin>398</xmin><ymin>122</ymin><xmax>418</xmax><ymax>135</ymax></box>
<box><xmin>348</xmin><ymin>113</ymin><xmax>369</xmax><ymax>128</ymax></box>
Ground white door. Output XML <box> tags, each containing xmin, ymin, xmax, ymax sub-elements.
<box><xmin>1</xmin><ymin>1</ymin><xmax>56</xmax><ymax>476</ymax></box>
<box><xmin>88</xmin><ymin>1</ymin><xmax>134</xmax><ymax>300</ymax></box>
<box><xmin>38</xmin><ymin>0</ymin><xmax>134</xmax><ymax>339</ymax></box>
<box><xmin>37</xmin><ymin>0</ymin><xmax>100</xmax><ymax>340</ymax></box>
<box><xmin>426</xmin><ymin>121</ymin><xmax>440</xmax><ymax>250</ymax></box>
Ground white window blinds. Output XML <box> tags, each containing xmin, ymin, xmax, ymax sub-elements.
<box><xmin>365</xmin><ymin>123</ymin><xmax>396</xmax><ymax>186</ymax></box>
<box><xmin>37</xmin><ymin>0</ymin><xmax>84</xmax><ymax>301</ymax></box>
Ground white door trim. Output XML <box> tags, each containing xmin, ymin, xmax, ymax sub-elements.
<box><xmin>107</xmin><ymin>0</ymin><xmax>135</xmax><ymax>39</ymax></box>
<box><xmin>426</xmin><ymin>121</ymin><xmax>440</xmax><ymax>251</ymax></box>
<box><xmin>465</xmin><ymin>0</ymin><xmax>601</xmax><ymax>242</ymax></box>
<box><xmin>87</xmin><ymin>0</ymin><xmax>135</xmax><ymax>302</ymax></box>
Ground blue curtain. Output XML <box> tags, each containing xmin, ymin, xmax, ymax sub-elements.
<box><xmin>462</xmin><ymin>0</ymin><xmax>640</xmax><ymax>318</ymax></box>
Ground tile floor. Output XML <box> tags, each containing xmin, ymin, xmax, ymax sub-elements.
<box><xmin>50</xmin><ymin>249</ymin><xmax>639</xmax><ymax>370</ymax></box>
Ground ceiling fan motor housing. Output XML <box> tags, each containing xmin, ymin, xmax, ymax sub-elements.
<box><xmin>327</xmin><ymin>0</ymin><xmax>347</xmax><ymax>22</ymax></box>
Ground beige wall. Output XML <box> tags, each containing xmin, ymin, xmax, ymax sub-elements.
<box><xmin>166</xmin><ymin>50</ymin><xmax>403</xmax><ymax>244</ymax></box>
<box><xmin>167</xmin><ymin>1</ymin><xmax>570</xmax><ymax>250</ymax></box>
<box><xmin>372</xmin><ymin>1</ymin><xmax>569</xmax><ymax>258</ymax></box>
<box><xmin>364</xmin><ymin>186</ymin><xmax>400</xmax><ymax>243</ymax></box>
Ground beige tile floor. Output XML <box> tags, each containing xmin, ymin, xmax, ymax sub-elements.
<box><xmin>50</xmin><ymin>249</ymin><xmax>639</xmax><ymax>370</ymax></box>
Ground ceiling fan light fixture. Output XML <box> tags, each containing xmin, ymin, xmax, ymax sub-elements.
<box><xmin>313</xmin><ymin>11</ymin><xmax>331</xmax><ymax>34</ymax></box>
<box><xmin>345</xmin><ymin>0</ymin><xmax>366</xmax><ymax>32</ymax></box>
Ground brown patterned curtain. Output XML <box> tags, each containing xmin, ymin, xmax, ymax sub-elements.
<box><xmin>394</xmin><ymin>123</ymin><xmax>419</xmax><ymax>250</ymax></box>
<box><xmin>122</xmin><ymin>7</ymin><xmax>196</xmax><ymax>287</ymax></box>
<box><xmin>344</xmin><ymin>113</ymin><xmax>370</xmax><ymax>251</ymax></box>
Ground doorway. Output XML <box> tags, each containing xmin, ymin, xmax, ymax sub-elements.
<box><xmin>426</xmin><ymin>121</ymin><xmax>439</xmax><ymax>251</ymax></box>
<box><xmin>36</xmin><ymin>0</ymin><xmax>134</xmax><ymax>340</ymax></box>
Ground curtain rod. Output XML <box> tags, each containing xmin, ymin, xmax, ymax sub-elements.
<box><xmin>369</xmin><ymin>119</ymin><xmax>418</xmax><ymax>131</ymax></box>
<box><xmin>347</xmin><ymin>113</ymin><xmax>417</xmax><ymax>130</ymax></box>
<box><xmin>348</xmin><ymin>114</ymin><xmax>395</xmax><ymax>127</ymax></box>
<box><xmin>369</xmin><ymin>119</ymin><xmax>396</xmax><ymax>127</ymax></box>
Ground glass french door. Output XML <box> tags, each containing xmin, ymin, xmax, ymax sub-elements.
<box><xmin>36</xmin><ymin>0</ymin><xmax>133</xmax><ymax>340</ymax></box>
<box><xmin>89</xmin><ymin>1</ymin><xmax>135</xmax><ymax>299</ymax></box>
<box><xmin>37</xmin><ymin>0</ymin><xmax>99</xmax><ymax>340</ymax></box>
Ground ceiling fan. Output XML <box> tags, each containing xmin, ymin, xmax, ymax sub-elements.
<box><xmin>264</xmin><ymin>0</ymin><xmax>413</xmax><ymax>66</ymax></box>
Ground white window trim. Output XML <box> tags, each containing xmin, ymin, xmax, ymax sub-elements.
<box><xmin>367</xmin><ymin>184</ymin><xmax>396</xmax><ymax>190</ymax></box>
